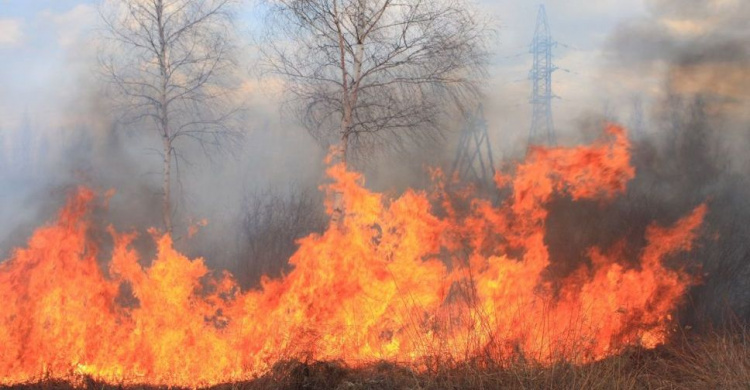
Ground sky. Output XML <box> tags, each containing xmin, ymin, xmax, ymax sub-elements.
<box><xmin>0</xmin><ymin>0</ymin><xmax>650</xmax><ymax>136</ymax></box>
<box><xmin>2</xmin><ymin>1</ymin><xmax>746</xmax><ymax>191</ymax></box>
<box><xmin>2</xmin><ymin>0</ymin><xmax>747</xmax><ymax>185</ymax></box>
<box><xmin>479</xmin><ymin>1</ymin><xmax>650</xmax><ymax>150</ymax></box>
<box><xmin>0</xmin><ymin>0</ymin><xmax>98</xmax><ymax>129</ymax></box>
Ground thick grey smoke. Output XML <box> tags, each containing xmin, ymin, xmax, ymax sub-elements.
<box><xmin>611</xmin><ymin>1</ymin><xmax>748</xmax><ymax>63</ymax></box>
<box><xmin>588</xmin><ymin>0</ymin><xmax>750</xmax><ymax>324</ymax></box>
<box><xmin>0</xmin><ymin>44</ymin><xmax>327</xmax><ymax>276</ymax></box>
<box><xmin>607</xmin><ymin>0</ymin><xmax>749</xmax><ymax>136</ymax></box>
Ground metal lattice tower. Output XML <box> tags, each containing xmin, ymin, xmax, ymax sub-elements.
<box><xmin>451</xmin><ymin>104</ymin><xmax>496</xmax><ymax>187</ymax></box>
<box><xmin>528</xmin><ymin>4</ymin><xmax>557</xmax><ymax>147</ymax></box>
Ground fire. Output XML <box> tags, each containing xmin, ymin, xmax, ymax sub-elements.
<box><xmin>0</xmin><ymin>125</ymin><xmax>706</xmax><ymax>387</ymax></box>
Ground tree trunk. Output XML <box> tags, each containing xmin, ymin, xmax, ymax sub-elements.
<box><xmin>331</xmin><ymin>41</ymin><xmax>363</xmax><ymax>227</ymax></box>
<box><xmin>155</xmin><ymin>0</ymin><xmax>172</xmax><ymax>233</ymax></box>
<box><xmin>330</xmin><ymin>111</ymin><xmax>350</xmax><ymax>228</ymax></box>
<box><xmin>162</xmin><ymin>136</ymin><xmax>172</xmax><ymax>233</ymax></box>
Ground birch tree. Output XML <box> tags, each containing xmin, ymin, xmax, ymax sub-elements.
<box><xmin>99</xmin><ymin>0</ymin><xmax>242</xmax><ymax>233</ymax></box>
<box><xmin>263</xmin><ymin>0</ymin><xmax>491</xmax><ymax>164</ymax></box>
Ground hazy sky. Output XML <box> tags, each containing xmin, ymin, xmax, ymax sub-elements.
<box><xmin>4</xmin><ymin>0</ymin><xmax>744</xmax><ymax>161</ymax></box>
<box><xmin>0</xmin><ymin>0</ymin><xmax>649</xmax><ymax>134</ymax></box>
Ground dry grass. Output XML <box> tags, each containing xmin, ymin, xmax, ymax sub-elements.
<box><xmin>5</xmin><ymin>325</ymin><xmax>747</xmax><ymax>390</ymax></box>
<box><xmin>227</xmin><ymin>328</ymin><xmax>748</xmax><ymax>390</ymax></box>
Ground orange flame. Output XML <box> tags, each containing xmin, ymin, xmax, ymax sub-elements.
<box><xmin>0</xmin><ymin>125</ymin><xmax>705</xmax><ymax>387</ymax></box>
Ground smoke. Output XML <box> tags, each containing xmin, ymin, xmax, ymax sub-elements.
<box><xmin>590</xmin><ymin>0</ymin><xmax>750</xmax><ymax>324</ymax></box>
<box><xmin>607</xmin><ymin>0</ymin><xmax>749</xmax><ymax>130</ymax></box>
<box><xmin>0</xmin><ymin>3</ymin><xmax>327</xmax><ymax>276</ymax></box>
<box><xmin>1</xmin><ymin>0</ymin><xmax>747</xmax><ymax>329</ymax></box>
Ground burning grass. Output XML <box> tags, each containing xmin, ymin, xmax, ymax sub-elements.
<box><xmin>248</xmin><ymin>329</ymin><xmax>748</xmax><ymax>390</ymax></box>
<box><xmin>0</xmin><ymin>125</ymin><xmax>741</xmax><ymax>388</ymax></box>
<box><xmin>5</xmin><ymin>326</ymin><xmax>748</xmax><ymax>389</ymax></box>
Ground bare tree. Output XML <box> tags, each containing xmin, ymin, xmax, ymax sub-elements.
<box><xmin>99</xmin><ymin>0</ymin><xmax>242</xmax><ymax>233</ymax></box>
<box><xmin>238</xmin><ymin>186</ymin><xmax>326</xmax><ymax>286</ymax></box>
<box><xmin>262</xmin><ymin>0</ymin><xmax>491</xmax><ymax>164</ymax></box>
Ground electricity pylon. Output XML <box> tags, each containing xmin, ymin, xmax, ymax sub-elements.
<box><xmin>528</xmin><ymin>4</ymin><xmax>557</xmax><ymax>148</ymax></box>
<box><xmin>451</xmin><ymin>104</ymin><xmax>496</xmax><ymax>188</ymax></box>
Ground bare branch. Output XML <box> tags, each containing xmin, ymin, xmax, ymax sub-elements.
<box><xmin>99</xmin><ymin>0</ymin><xmax>243</xmax><ymax>232</ymax></box>
<box><xmin>261</xmin><ymin>0</ymin><xmax>492</xmax><ymax>163</ymax></box>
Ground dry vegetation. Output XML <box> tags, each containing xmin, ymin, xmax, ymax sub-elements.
<box><xmin>7</xmin><ymin>325</ymin><xmax>747</xmax><ymax>390</ymax></box>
